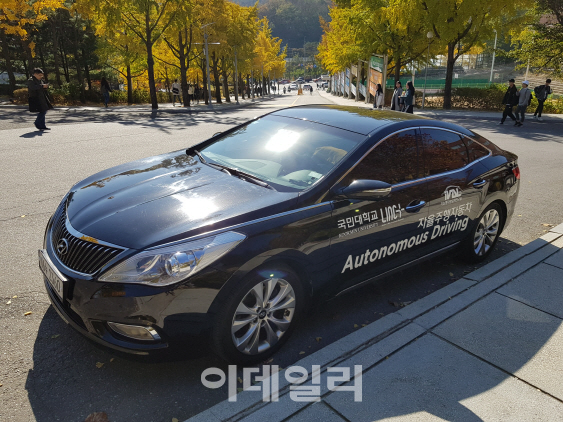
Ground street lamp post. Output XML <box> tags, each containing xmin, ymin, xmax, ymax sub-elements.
<box><xmin>489</xmin><ymin>29</ymin><xmax>497</xmax><ymax>83</ymax></box>
<box><xmin>422</xmin><ymin>31</ymin><xmax>433</xmax><ymax>109</ymax></box>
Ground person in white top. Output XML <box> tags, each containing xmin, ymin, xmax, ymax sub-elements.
<box><xmin>188</xmin><ymin>84</ymin><xmax>194</xmax><ymax>103</ymax></box>
<box><xmin>171</xmin><ymin>80</ymin><xmax>182</xmax><ymax>106</ymax></box>
<box><xmin>373</xmin><ymin>83</ymin><xmax>384</xmax><ymax>109</ymax></box>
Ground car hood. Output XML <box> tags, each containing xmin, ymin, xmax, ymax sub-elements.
<box><xmin>66</xmin><ymin>150</ymin><xmax>298</xmax><ymax>250</ymax></box>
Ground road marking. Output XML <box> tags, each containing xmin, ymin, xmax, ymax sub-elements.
<box><xmin>291</xmin><ymin>96</ymin><xmax>300</xmax><ymax>106</ymax></box>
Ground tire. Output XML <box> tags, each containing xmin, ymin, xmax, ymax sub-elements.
<box><xmin>460</xmin><ymin>202</ymin><xmax>504</xmax><ymax>263</ymax></box>
<box><xmin>211</xmin><ymin>265</ymin><xmax>305</xmax><ymax>365</ymax></box>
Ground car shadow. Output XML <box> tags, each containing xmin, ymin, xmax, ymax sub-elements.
<box><xmin>25</xmin><ymin>236</ymin><xmax>532</xmax><ymax>422</ymax></box>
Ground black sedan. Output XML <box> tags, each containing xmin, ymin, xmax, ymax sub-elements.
<box><xmin>39</xmin><ymin>105</ymin><xmax>520</xmax><ymax>364</ymax></box>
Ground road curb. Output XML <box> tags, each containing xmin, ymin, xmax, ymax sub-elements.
<box><xmin>185</xmin><ymin>226</ymin><xmax>563</xmax><ymax>422</ymax></box>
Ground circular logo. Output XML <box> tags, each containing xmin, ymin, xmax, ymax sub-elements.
<box><xmin>258</xmin><ymin>310</ymin><xmax>267</xmax><ymax>319</ymax></box>
<box><xmin>57</xmin><ymin>238</ymin><xmax>69</xmax><ymax>256</ymax></box>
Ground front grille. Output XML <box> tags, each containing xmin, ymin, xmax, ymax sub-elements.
<box><xmin>51</xmin><ymin>205</ymin><xmax>124</xmax><ymax>274</ymax></box>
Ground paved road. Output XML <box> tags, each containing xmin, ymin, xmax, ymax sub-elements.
<box><xmin>1</xmin><ymin>88</ymin><xmax>562</xmax><ymax>422</ymax></box>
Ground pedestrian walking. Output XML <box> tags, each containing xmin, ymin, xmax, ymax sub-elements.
<box><xmin>499</xmin><ymin>78</ymin><xmax>518</xmax><ymax>125</ymax></box>
<box><xmin>100</xmin><ymin>77</ymin><xmax>113</xmax><ymax>107</ymax></box>
<box><xmin>172</xmin><ymin>79</ymin><xmax>182</xmax><ymax>106</ymax></box>
<box><xmin>515</xmin><ymin>80</ymin><xmax>531</xmax><ymax>127</ymax></box>
<box><xmin>373</xmin><ymin>83</ymin><xmax>384</xmax><ymax>109</ymax></box>
<box><xmin>402</xmin><ymin>81</ymin><xmax>415</xmax><ymax>113</ymax></box>
<box><xmin>533</xmin><ymin>79</ymin><xmax>552</xmax><ymax>122</ymax></box>
<box><xmin>283</xmin><ymin>87</ymin><xmax>286</xmax><ymax>94</ymax></box>
<box><xmin>390</xmin><ymin>81</ymin><xmax>403</xmax><ymax>111</ymax></box>
<box><xmin>188</xmin><ymin>84</ymin><xmax>194</xmax><ymax>104</ymax></box>
<box><xmin>27</xmin><ymin>68</ymin><xmax>52</xmax><ymax>131</ymax></box>
<box><xmin>310</xmin><ymin>86</ymin><xmax>313</xmax><ymax>95</ymax></box>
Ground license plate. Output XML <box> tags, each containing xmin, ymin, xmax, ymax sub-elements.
<box><xmin>38</xmin><ymin>249</ymin><xmax>66</xmax><ymax>301</ymax></box>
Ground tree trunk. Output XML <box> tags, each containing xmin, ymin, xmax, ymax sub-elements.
<box><xmin>0</xmin><ymin>30</ymin><xmax>17</xmax><ymax>93</ymax></box>
<box><xmin>82</xmin><ymin>48</ymin><xmax>92</xmax><ymax>90</ymax></box>
<box><xmin>211</xmin><ymin>53</ymin><xmax>222</xmax><ymax>104</ymax></box>
<box><xmin>39</xmin><ymin>47</ymin><xmax>47</xmax><ymax>82</ymax></box>
<box><xmin>51</xmin><ymin>19</ymin><xmax>62</xmax><ymax>86</ymax></box>
<box><xmin>126</xmin><ymin>65</ymin><xmax>133</xmax><ymax>104</ymax></box>
<box><xmin>443</xmin><ymin>42</ymin><xmax>456</xmax><ymax>110</ymax></box>
<box><xmin>146</xmin><ymin>40</ymin><xmax>158</xmax><ymax>109</ymax></box>
<box><xmin>60</xmin><ymin>43</ymin><xmax>70</xmax><ymax>82</ymax></box>
<box><xmin>71</xmin><ymin>31</ymin><xmax>86</xmax><ymax>102</ymax></box>
<box><xmin>178</xmin><ymin>30</ymin><xmax>190</xmax><ymax>107</ymax></box>
<box><xmin>240</xmin><ymin>73</ymin><xmax>244</xmax><ymax>99</ymax></box>
<box><xmin>394</xmin><ymin>55</ymin><xmax>401</xmax><ymax>83</ymax></box>
<box><xmin>221</xmin><ymin>60</ymin><xmax>230</xmax><ymax>103</ymax></box>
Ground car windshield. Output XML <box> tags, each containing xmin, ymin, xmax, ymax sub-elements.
<box><xmin>199</xmin><ymin>115</ymin><xmax>365</xmax><ymax>192</ymax></box>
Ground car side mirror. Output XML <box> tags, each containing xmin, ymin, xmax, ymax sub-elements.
<box><xmin>332</xmin><ymin>179</ymin><xmax>392</xmax><ymax>200</ymax></box>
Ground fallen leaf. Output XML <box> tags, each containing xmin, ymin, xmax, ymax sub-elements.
<box><xmin>51</xmin><ymin>334</ymin><xmax>60</xmax><ymax>339</ymax></box>
<box><xmin>385</xmin><ymin>356</ymin><xmax>389</xmax><ymax>359</ymax></box>
<box><xmin>517</xmin><ymin>215</ymin><xmax>522</xmax><ymax>217</ymax></box>
<box><xmin>237</xmin><ymin>388</ymin><xmax>243</xmax><ymax>393</ymax></box>
<box><xmin>315</xmin><ymin>337</ymin><xmax>322</xmax><ymax>342</ymax></box>
<box><xmin>238</xmin><ymin>377</ymin><xmax>243</xmax><ymax>384</ymax></box>
<box><xmin>388</xmin><ymin>301</ymin><xmax>401</xmax><ymax>308</ymax></box>
<box><xmin>362</xmin><ymin>324</ymin><xmax>367</xmax><ymax>327</ymax></box>
<box><xmin>95</xmin><ymin>362</ymin><xmax>104</xmax><ymax>368</ymax></box>
<box><xmin>12</xmin><ymin>295</ymin><xmax>17</xmax><ymax>299</ymax></box>
<box><xmin>21</xmin><ymin>215</ymin><xmax>25</xmax><ymax>218</ymax></box>
<box><xmin>172</xmin><ymin>418</ymin><xmax>179</xmax><ymax>422</ymax></box>
<box><xmin>541</xmin><ymin>223</ymin><xmax>553</xmax><ymax>227</ymax></box>
<box><xmin>0</xmin><ymin>383</ymin><xmax>2</xmax><ymax>387</ymax></box>
<box><xmin>299</xmin><ymin>351</ymin><xmax>305</xmax><ymax>355</ymax></box>
<box><xmin>354</xmin><ymin>324</ymin><xmax>359</xmax><ymax>328</ymax></box>
<box><xmin>110</xmin><ymin>358</ymin><xmax>114</xmax><ymax>362</ymax></box>
<box><xmin>24</xmin><ymin>311</ymin><xmax>32</xmax><ymax>316</ymax></box>
<box><xmin>84</xmin><ymin>412</ymin><xmax>109</xmax><ymax>422</ymax></box>
<box><xmin>449</xmin><ymin>272</ymin><xmax>454</xmax><ymax>277</ymax></box>
<box><xmin>264</xmin><ymin>358</ymin><xmax>274</xmax><ymax>364</ymax></box>
<box><xmin>6</xmin><ymin>300</ymin><xmax>11</xmax><ymax>305</ymax></box>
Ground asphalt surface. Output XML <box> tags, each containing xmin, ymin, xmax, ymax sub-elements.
<box><xmin>1</xmin><ymin>88</ymin><xmax>562</xmax><ymax>422</ymax></box>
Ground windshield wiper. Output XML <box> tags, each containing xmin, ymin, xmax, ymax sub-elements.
<box><xmin>190</xmin><ymin>149</ymin><xmax>206</xmax><ymax>163</ymax></box>
<box><xmin>206</xmin><ymin>163</ymin><xmax>276</xmax><ymax>191</ymax></box>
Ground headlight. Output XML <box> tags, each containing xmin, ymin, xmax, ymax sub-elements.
<box><xmin>98</xmin><ymin>231</ymin><xmax>246</xmax><ymax>286</ymax></box>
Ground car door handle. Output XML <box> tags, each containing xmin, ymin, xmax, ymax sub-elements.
<box><xmin>473</xmin><ymin>180</ymin><xmax>487</xmax><ymax>189</ymax></box>
<box><xmin>405</xmin><ymin>200</ymin><xmax>426</xmax><ymax>213</ymax></box>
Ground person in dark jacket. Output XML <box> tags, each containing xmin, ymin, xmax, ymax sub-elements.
<box><xmin>533</xmin><ymin>79</ymin><xmax>552</xmax><ymax>122</ymax></box>
<box><xmin>499</xmin><ymin>78</ymin><xmax>518</xmax><ymax>125</ymax></box>
<box><xmin>27</xmin><ymin>68</ymin><xmax>53</xmax><ymax>131</ymax></box>
<box><xmin>101</xmin><ymin>77</ymin><xmax>113</xmax><ymax>107</ymax></box>
<box><xmin>402</xmin><ymin>81</ymin><xmax>415</xmax><ymax>113</ymax></box>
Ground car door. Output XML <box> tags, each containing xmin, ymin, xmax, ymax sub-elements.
<box><xmin>419</xmin><ymin>127</ymin><xmax>489</xmax><ymax>251</ymax></box>
<box><xmin>328</xmin><ymin>129</ymin><xmax>430</xmax><ymax>293</ymax></box>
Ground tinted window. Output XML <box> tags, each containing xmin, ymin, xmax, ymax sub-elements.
<box><xmin>421</xmin><ymin>129</ymin><xmax>468</xmax><ymax>176</ymax></box>
<box><xmin>346</xmin><ymin>129</ymin><xmax>420</xmax><ymax>185</ymax></box>
<box><xmin>200</xmin><ymin>115</ymin><xmax>364</xmax><ymax>192</ymax></box>
<box><xmin>464</xmin><ymin>137</ymin><xmax>490</xmax><ymax>161</ymax></box>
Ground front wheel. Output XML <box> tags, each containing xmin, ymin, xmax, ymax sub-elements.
<box><xmin>460</xmin><ymin>203</ymin><xmax>503</xmax><ymax>263</ymax></box>
<box><xmin>211</xmin><ymin>265</ymin><xmax>304</xmax><ymax>364</ymax></box>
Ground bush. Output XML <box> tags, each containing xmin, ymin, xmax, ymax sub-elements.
<box><xmin>13</xmin><ymin>88</ymin><xmax>28</xmax><ymax>103</ymax></box>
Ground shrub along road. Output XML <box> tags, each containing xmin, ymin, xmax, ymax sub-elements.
<box><xmin>1</xmin><ymin>90</ymin><xmax>562</xmax><ymax>421</ymax></box>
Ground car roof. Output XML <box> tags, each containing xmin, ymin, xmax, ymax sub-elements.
<box><xmin>270</xmin><ymin>105</ymin><xmax>474</xmax><ymax>137</ymax></box>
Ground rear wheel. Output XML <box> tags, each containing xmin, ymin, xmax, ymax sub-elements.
<box><xmin>211</xmin><ymin>265</ymin><xmax>304</xmax><ymax>364</ymax></box>
<box><xmin>461</xmin><ymin>203</ymin><xmax>503</xmax><ymax>263</ymax></box>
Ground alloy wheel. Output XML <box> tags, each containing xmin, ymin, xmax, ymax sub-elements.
<box><xmin>231</xmin><ymin>278</ymin><xmax>296</xmax><ymax>355</ymax></box>
<box><xmin>473</xmin><ymin>209</ymin><xmax>500</xmax><ymax>256</ymax></box>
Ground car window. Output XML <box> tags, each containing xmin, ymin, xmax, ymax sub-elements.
<box><xmin>344</xmin><ymin>129</ymin><xmax>420</xmax><ymax>185</ymax></box>
<box><xmin>199</xmin><ymin>115</ymin><xmax>365</xmax><ymax>192</ymax></box>
<box><xmin>463</xmin><ymin>137</ymin><xmax>489</xmax><ymax>162</ymax></box>
<box><xmin>420</xmin><ymin>128</ymin><xmax>468</xmax><ymax>176</ymax></box>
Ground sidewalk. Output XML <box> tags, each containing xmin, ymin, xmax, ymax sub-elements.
<box><xmin>317</xmin><ymin>89</ymin><xmax>563</xmax><ymax>122</ymax></box>
<box><xmin>187</xmin><ymin>222</ymin><xmax>563</xmax><ymax>422</ymax></box>
<box><xmin>0</xmin><ymin>94</ymin><xmax>276</xmax><ymax>114</ymax></box>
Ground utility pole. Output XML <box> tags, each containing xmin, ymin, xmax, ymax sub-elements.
<box><xmin>489</xmin><ymin>29</ymin><xmax>497</xmax><ymax>83</ymax></box>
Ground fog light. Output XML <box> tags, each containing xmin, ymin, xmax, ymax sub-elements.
<box><xmin>107</xmin><ymin>322</ymin><xmax>161</xmax><ymax>341</ymax></box>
